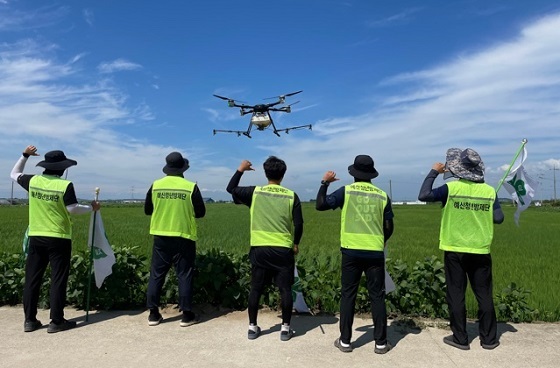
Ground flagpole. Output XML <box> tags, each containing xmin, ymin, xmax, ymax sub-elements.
<box><xmin>495</xmin><ymin>138</ymin><xmax>528</xmax><ymax>193</ymax></box>
<box><xmin>86</xmin><ymin>187</ymin><xmax>100</xmax><ymax>322</ymax></box>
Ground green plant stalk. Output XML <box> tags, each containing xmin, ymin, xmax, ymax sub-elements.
<box><xmin>495</xmin><ymin>138</ymin><xmax>528</xmax><ymax>193</ymax></box>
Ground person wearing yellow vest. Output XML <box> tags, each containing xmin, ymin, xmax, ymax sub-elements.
<box><xmin>144</xmin><ymin>152</ymin><xmax>206</xmax><ymax>327</ymax></box>
<box><xmin>10</xmin><ymin>145</ymin><xmax>100</xmax><ymax>333</ymax></box>
<box><xmin>418</xmin><ymin>148</ymin><xmax>504</xmax><ymax>351</ymax></box>
<box><xmin>226</xmin><ymin>156</ymin><xmax>303</xmax><ymax>342</ymax></box>
<box><xmin>316</xmin><ymin>155</ymin><xmax>394</xmax><ymax>354</ymax></box>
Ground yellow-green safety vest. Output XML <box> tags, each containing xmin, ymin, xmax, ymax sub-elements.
<box><xmin>150</xmin><ymin>176</ymin><xmax>197</xmax><ymax>240</ymax></box>
<box><xmin>250</xmin><ymin>184</ymin><xmax>294</xmax><ymax>247</ymax></box>
<box><xmin>340</xmin><ymin>182</ymin><xmax>387</xmax><ymax>251</ymax></box>
<box><xmin>440</xmin><ymin>180</ymin><xmax>495</xmax><ymax>254</ymax></box>
<box><xmin>28</xmin><ymin>175</ymin><xmax>72</xmax><ymax>239</ymax></box>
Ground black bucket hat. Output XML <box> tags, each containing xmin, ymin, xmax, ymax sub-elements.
<box><xmin>163</xmin><ymin>152</ymin><xmax>189</xmax><ymax>174</ymax></box>
<box><xmin>36</xmin><ymin>150</ymin><xmax>77</xmax><ymax>171</ymax></box>
<box><xmin>348</xmin><ymin>155</ymin><xmax>379</xmax><ymax>180</ymax></box>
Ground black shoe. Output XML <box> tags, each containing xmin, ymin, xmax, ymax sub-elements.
<box><xmin>374</xmin><ymin>342</ymin><xmax>393</xmax><ymax>354</ymax></box>
<box><xmin>47</xmin><ymin>319</ymin><xmax>77</xmax><ymax>333</ymax></box>
<box><xmin>481</xmin><ymin>341</ymin><xmax>500</xmax><ymax>350</ymax></box>
<box><xmin>334</xmin><ymin>338</ymin><xmax>353</xmax><ymax>353</ymax></box>
<box><xmin>148</xmin><ymin>310</ymin><xmax>163</xmax><ymax>326</ymax></box>
<box><xmin>24</xmin><ymin>320</ymin><xmax>42</xmax><ymax>332</ymax></box>
<box><xmin>247</xmin><ymin>326</ymin><xmax>261</xmax><ymax>340</ymax></box>
<box><xmin>280</xmin><ymin>329</ymin><xmax>294</xmax><ymax>341</ymax></box>
<box><xmin>180</xmin><ymin>311</ymin><xmax>200</xmax><ymax>327</ymax></box>
<box><xmin>443</xmin><ymin>335</ymin><xmax>470</xmax><ymax>350</ymax></box>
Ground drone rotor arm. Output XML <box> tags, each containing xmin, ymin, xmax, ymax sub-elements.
<box><xmin>274</xmin><ymin>124</ymin><xmax>312</xmax><ymax>134</ymax></box>
<box><xmin>212</xmin><ymin>129</ymin><xmax>250</xmax><ymax>137</ymax></box>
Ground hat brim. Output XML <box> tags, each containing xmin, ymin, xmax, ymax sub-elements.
<box><xmin>445</xmin><ymin>148</ymin><xmax>484</xmax><ymax>182</ymax></box>
<box><xmin>36</xmin><ymin>159</ymin><xmax>77</xmax><ymax>171</ymax></box>
<box><xmin>163</xmin><ymin>159</ymin><xmax>189</xmax><ymax>174</ymax></box>
<box><xmin>348</xmin><ymin>165</ymin><xmax>378</xmax><ymax>180</ymax></box>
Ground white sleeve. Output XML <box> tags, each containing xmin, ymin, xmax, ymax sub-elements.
<box><xmin>66</xmin><ymin>203</ymin><xmax>93</xmax><ymax>215</ymax></box>
<box><xmin>10</xmin><ymin>156</ymin><xmax>28</xmax><ymax>181</ymax></box>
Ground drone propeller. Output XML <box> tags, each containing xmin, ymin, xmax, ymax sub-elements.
<box><xmin>213</xmin><ymin>94</ymin><xmax>231</xmax><ymax>101</ymax></box>
<box><xmin>284</xmin><ymin>90</ymin><xmax>303</xmax><ymax>97</ymax></box>
<box><xmin>263</xmin><ymin>90</ymin><xmax>303</xmax><ymax>102</ymax></box>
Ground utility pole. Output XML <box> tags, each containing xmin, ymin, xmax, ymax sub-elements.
<box><xmin>11</xmin><ymin>181</ymin><xmax>14</xmax><ymax>205</ymax></box>
<box><xmin>552</xmin><ymin>165</ymin><xmax>558</xmax><ymax>203</ymax></box>
<box><xmin>389</xmin><ymin>179</ymin><xmax>393</xmax><ymax>200</ymax></box>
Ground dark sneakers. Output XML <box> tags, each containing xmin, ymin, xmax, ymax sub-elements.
<box><xmin>24</xmin><ymin>320</ymin><xmax>42</xmax><ymax>332</ymax></box>
<box><xmin>148</xmin><ymin>310</ymin><xmax>163</xmax><ymax>326</ymax></box>
<box><xmin>443</xmin><ymin>335</ymin><xmax>470</xmax><ymax>350</ymax></box>
<box><xmin>374</xmin><ymin>342</ymin><xmax>393</xmax><ymax>354</ymax></box>
<box><xmin>180</xmin><ymin>311</ymin><xmax>200</xmax><ymax>327</ymax></box>
<box><xmin>247</xmin><ymin>326</ymin><xmax>261</xmax><ymax>340</ymax></box>
<box><xmin>481</xmin><ymin>341</ymin><xmax>500</xmax><ymax>350</ymax></box>
<box><xmin>47</xmin><ymin>319</ymin><xmax>77</xmax><ymax>333</ymax></box>
<box><xmin>334</xmin><ymin>338</ymin><xmax>353</xmax><ymax>353</ymax></box>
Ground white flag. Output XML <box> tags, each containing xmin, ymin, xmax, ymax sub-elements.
<box><xmin>292</xmin><ymin>265</ymin><xmax>310</xmax><ymax>313</ymax></box>
<box><xmin>503</xmin><ymin>164</ymin><xmax>538</xmax><ymax>226</ymax></box>
<box><xmin>88</xmin><ymin>211</ymin><xmax>116</xmax><ymax>288</ymax></box>
<box><xmin>384</xmin><ymin>248</ymin><xmax>396</xmax><ymax>293</ymax></box>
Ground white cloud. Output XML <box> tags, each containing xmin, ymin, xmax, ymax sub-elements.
<box><xmin>261</xmin><ymin>12</ymin><xmax>560</xmax><ymax>200</ymax></box>
<box><xmin>0</xmin><ymin>40</ymin><xmax>167</xmax><ymax>199</ymax></box>
<box><xmin>0</xmin><ymin>5</ymin><xmax>68</xmax><ymax>31</ymax></box>
<box><xmin>83</xmin><ymin>8</ymin><xmax>94</xmax><ymax>26</ymax></box>
<box><xmin>2</xmin><ymin>11</ymin><xmax>560</xmax><ymax>202</ymax></box>
<box><xmin>366</xmin><ymin>8</ymin><xmax>422</xmax><ymax>28</ymax></box>
<box><xmin>98</xmin><ymin>59</ymin><xmax>142</xmax><ymax>74</ymax></box>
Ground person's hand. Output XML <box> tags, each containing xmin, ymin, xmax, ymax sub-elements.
<box><xmin>432</xmin><ymin>162</ymin><xmax>446</xmax><ymax>174</ymax></box>
<box><xmin>322</xmin><ymin>170</ymin><xmax>339</xmax><ymax>183</ymax></box>
<box><xmin>91</xmin><ymin>200</ymin><xmax>101</xmax><ymax>212</ymax></box>
<box><xmin>23</xmin><ymin>145</ymin><xmax>39</xmax><ymax>156</ymax></box>
<box><xmin>238</xmin><ymin>160</ymin><xmax>254</xmax><ymax>172</ymax></box>
<box><xmin>293</xmin><ymin>244</ymin><xmax>299</xmax><ymax>255</ymax></box>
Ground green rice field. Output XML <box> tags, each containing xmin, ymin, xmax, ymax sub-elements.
<box><xmin>1</xmin><ymin>203</ymin><xmax>559</xmax><ymax>318</ymax></box>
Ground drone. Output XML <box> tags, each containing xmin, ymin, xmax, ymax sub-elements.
<box><xmin>212</xmin><ymin>90</ymin><xmax>312</xmax><ymax>138</ymax></box>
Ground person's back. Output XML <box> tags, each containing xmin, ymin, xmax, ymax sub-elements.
<box><xmin>150</xmin><ymin>175</ymin><xmax>197</xmax><ymax>240</ymax></box>
<box><xmin>10</xmin><ymin>145</ymin><xmax>99</xmax><ymax>334</ymax></box>
<box><xmin>340</xmin><ymin>181</ymin><xmax>387</xmax><ymax>251</ymax></box>
<box><xmin>440</xmin><ymin>179</ymin><xmax>496</xmax><ymax>253</ymax></box>
<box><xmin>250</xmin><ymin>184</ymin><xmax>295</xmax><ymax>247</ymax></box>
<box><xmin>28</xmin><ymin>174</ymin><xmax>73</xmax><ymax>239</ymax></box>
<box><xmin>418</xmin><ymin>147</ymin><xmax>503</xmax><ymax>351</ymax></box>
<box><xmin>226</xmin><ymin>156</ymin><xmax>303</xmax><ymax>342</ymax></box>
<box><xmin>316</xmin><ymin>154</ymin><xmax>393</xmax><ymax>354</ymax></box>
<box><xmin>144</xmin><ymin>152</ymin><xmax>205</xmax><ymax>327</ymax></box>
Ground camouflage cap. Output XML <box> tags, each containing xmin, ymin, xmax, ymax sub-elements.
<box><xmin>443</xmin><ymin>148</ymin><xmax>485</xmax><ymax>183</ymax></box>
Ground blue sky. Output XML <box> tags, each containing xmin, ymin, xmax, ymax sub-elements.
<box><xmin>1</xmin><ymin>0</ymin><xmax>559</xmax><ymax>201</ymax></box>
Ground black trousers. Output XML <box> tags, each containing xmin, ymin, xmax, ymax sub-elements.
<box><xmin>248</xmin><ymin>246</ymin><xmax>294</xmax><ymax>325</ymax></box>
<box><xmin>146</xmin><ymin>236</ymin><xmax>196</xmax><ymax>312</ymax></box>
<box><xmin>444</xmin><ymin>251</ymin><xmax>498</xmax><ymax>346</ymax></box>
<box><xmin>23</xmin><ymin>237</ymin><xmax>72</xmax><ymax>323</ymax></box>
<box><xmin>339</xmin><ymin>253</ymin><xmax>387</xmax><ymax>345</ymax></box>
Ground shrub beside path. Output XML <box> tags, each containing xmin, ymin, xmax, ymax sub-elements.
<box><xmin>2</xmin><ymin>306</ymin><xmax>559</xmax><ymax>368</ymax></box>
